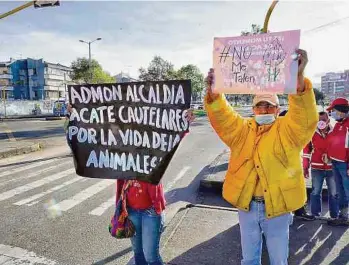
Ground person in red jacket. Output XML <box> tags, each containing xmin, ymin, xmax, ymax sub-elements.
<box><xmin>116</xmin><ymin>180</ymin><xmax>166</xmax><ymax>265</ymax></box>
<box><xmin>327</xmin><ymin>98</ymin><xmax>349</xmax><ymax>226</ymax></box>
<box><xmin>116</xmin><ymin>110</ymin><xmax>195</xmax><ymax>265</ymax></box>
<box><xmin>303</xmin><ymin>111</ymin><xmax>339</xmax><ymax>219</ymax></box>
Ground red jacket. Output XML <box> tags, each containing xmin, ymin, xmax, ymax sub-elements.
<box><xmin>327</xmin><ymin>118</ymin><xmax>349</xmax><ymax>163</ymax></box>
<box><xmin>116</xmin><ymin>180</ymin><xmax>166</xmax><ymax>215</ymax></box>
<box><xmin>303</xmin><ymin>128</ymin><xmax>332</xmax><ymax>170</ymax></box>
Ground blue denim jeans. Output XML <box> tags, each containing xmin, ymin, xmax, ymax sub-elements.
<box><xmin>127</xmin><ymin>207</ymin><xmax>165</xmax><ymax>265</ymax></box>
<box><xmin>332</xmin><ymin>160</ymin><xmax>349</xmax><ymax>220</ymax></box>
<box><xmin>238</xmin><ymin>201</ymin><xmax>293</xmax><ymax>265</ymax></box>
<box><xmin>310</xmin><ymin>169</ymin><xmax>339</xmax><ymax>218</ymax></box>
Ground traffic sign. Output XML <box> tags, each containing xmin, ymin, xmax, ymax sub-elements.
<box><xmin>34</xmin><ymin>1</ymin><xmax>60</xmax><ymax>9</ymax></box>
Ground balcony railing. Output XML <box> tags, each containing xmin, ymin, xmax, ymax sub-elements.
<box><xmin>44</xmin><ymin>74</ymin><xmax>66</xmax><ymax>81</ymax></box>
<box><xmin>0</xmin><ymin>74</ymin><xmax>13</xmax><ymax>79</ymax></box>
<box><xmin>0</xmin><ymin>86</ymin><xmax>14</xmax><ymax>90</ymax></box>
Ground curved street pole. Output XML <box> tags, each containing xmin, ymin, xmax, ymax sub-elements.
<box><xmin>79</xmin><ymin>38</ymin><xmax>102</xmax><ymax>83</ymax></box>
<box><xmin>263</xmin><ymin>0</ymin><xmax>279</xmax><ymax>33</ymax></box>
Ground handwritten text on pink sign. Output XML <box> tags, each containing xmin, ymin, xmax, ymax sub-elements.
<box><xmin>213</xmin><ymin>30</ymin><xmax>300</xmax><ymax>94</ymax></box>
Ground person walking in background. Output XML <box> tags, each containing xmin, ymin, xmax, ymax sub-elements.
<box><xmin>327</xmin><ymin>98</ymin><xmax>349</xmax><ymax>226</ymax></box>
<box><xmin>205</xmin><ymin>49</ymin><xmax>318</xmax><ymax>265</ymax></box>
<box><xmin>303</xmin><ymin>111</ymin><xmax>339</xmax><ymax>219</ymax></box>
<box><xmin>279</xmin><ymin>110</ymin><xmax>315</xmax><ymax>221</ymax></box>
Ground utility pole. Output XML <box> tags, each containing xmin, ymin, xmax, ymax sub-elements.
<box><xmin>88</xmin><ymin>42</ymin><xmax>92</xmax><ymax>81</ymax></box>
<box><xmin>79</xmin><ymin>38</ymin><xmax>102</xmax><ymax>83</ymax></box>
<box><xmin>1</xmin><ymin>86</ymin><xmax>7</xmax><ymax>118</ymax></box>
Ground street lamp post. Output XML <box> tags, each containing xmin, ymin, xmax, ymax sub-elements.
<box><xmin>79</xmin><ymin>38</ymin><xmax>102</xmax><ymax>83</ymax></box>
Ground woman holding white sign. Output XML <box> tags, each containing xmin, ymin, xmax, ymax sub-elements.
<box><xmin>116</xmin><ymin>109</ymin><xmax>194</xmax><ymax>265</ymax></box>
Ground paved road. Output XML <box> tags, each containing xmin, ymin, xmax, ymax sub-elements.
<box><xmin>0</xmin><ymin>119</ymin><xmax>65</xmax><ymax>142</ymax></box>
<box><xmin>0</xmin><ymin>118</ymin><xmax>226</xmax><ymax>265</ymax></box>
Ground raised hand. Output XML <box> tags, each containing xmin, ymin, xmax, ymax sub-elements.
<box><xmin>205</xmin><ymin>68</ymin><xmax>220</xmax><ymax>102</ymax></box>
<box><xmin>185</xmin><ymin>109</ymin><xmax>195</xmax><ymax>124</ymax></box>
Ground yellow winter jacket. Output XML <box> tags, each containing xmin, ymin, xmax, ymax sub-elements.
<box><xmin>205</xmin><ymin>78</ymin><xmax>318</xmax><ymax>218</ymax></box>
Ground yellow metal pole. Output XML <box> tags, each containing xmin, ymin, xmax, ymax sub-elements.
<box><xmin>263</xmin><ymin>0</ymin><xmax>279</xmax><ymax>33</ymax></box>
<box><xmin>0</xmin><ymin>1</ymin><xmax>35</xmax><ymax>20</ymax></box>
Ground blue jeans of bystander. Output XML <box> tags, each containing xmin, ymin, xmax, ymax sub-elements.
<box><xmin>310</xmin><ymin>169</ymin><xmax>339</xmax><ymax>218</ymax></box>
<box><xmin>332</xmin><ymin>160</ymin><xmax>349</xmax><ymax>220</ymax></box>
<box><xmin>127</xmin><ymin>207</ymin><xmax>164</xmax><ymax>265</ymax></box>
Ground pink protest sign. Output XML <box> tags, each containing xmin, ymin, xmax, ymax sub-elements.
<box><xmin>213</xmin><ymin>30</ymin><xmax>300</xmax><ymax>94</ymax></box>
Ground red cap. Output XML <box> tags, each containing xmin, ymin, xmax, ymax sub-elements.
<box><xmin>327</xmin><ymin>97</ymin><xmax>349</xmax><ymax>111</ymax></box>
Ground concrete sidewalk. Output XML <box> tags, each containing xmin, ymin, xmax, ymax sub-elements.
<box><xmin>200</xmin><ymin>150</ymin><xmax>326</xmax><ymax>195</ymax></box>
<box><xmin>161</xmin><ymin>204</ymin><xmax>349</xmax><ymax>265</ymax></box>
<box><xmin>0</xmin><ymin>141</ymin><xmax>42</xmax><ymax>159</ymax></box>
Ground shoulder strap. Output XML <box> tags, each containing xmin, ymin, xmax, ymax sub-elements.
<box><xmin>120</xmin><ymin>180</ymin><xmax>132</xmax><ymax>215</ymax></box>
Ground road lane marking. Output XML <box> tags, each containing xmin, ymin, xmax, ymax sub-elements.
<box><xmin>164</xmin><ymin>166</ymin><xmax>191</xmax><ymax>192</ymax></box>
<box><xmin>51</xmin><ymin>179</ymin><xmax>114</xmax><ymax>212</ymax></box>
<box><xmin>89</xmin><ymin>196</ymin><xmax>115</xmax><ymax>216</ymax></box>
<box><xmin>0</xmin><ymin>161</ymin><xmax>71</xmax><ymax>187</ymax></box>
<box><xmin>0</xmin><ymin>168</ymin><xmax>75</xmax><ymax>202</ymax></box>
<box><xmin>14</xmin><ymin>176</ymin><xmax>84</xmax><ymax>206</ymax></box>
<box><xmin>0</xmin><ymin>158</ymin><xmax>60</xmax><ymax>179</ymax></box>
<box><xmin>0</xmin><ymin>244</ymin><xmax>57</xmax><ymax>265</ymax></box>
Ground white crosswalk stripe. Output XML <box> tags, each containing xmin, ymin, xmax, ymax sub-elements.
<box><xmin>0</xmin><ymin>159</ymin><xmax>59</xmax><ymax>179</ymax></box>
<box><xmin>51</xmin><ymin>179</ymin><xmax>114</xmax><ymax>212</ymax></box>
<box><xmin>14</xmin><ymin>176</ymin><xmax>85</xmax><ymax>206</ymax></box>
<box><xmin>0</xmin><ymin>161</ymin><xmax>71</xmax><ymax>187</ymax></box>
<box><xmin>0</xmin><ymin>168</ymin><xmax>75</xmax><ymax>202</ymax></box>
<box><xmin>89</xmin><ymin>196</ymin><xmax>116</xmax><ymax>216</ymax></box>
<box><xmin>0</xmin><ymin>157</ymin><xmax>119</xmax><ymax>218</ymax></box>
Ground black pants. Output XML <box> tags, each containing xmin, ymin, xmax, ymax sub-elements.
<box><xmin>294</xmin><ymin>205</ymin><xmax>307</xmax><ymax>216</ymax></box>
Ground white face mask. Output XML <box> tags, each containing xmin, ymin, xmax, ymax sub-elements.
<box><xmin>255</xmin><ymin>114</ymin><xmax>276</xmax><ymax>125</ymax></box>
<box><xmin>317</xmin><ymin>121</ymin><xmax>327</xmax><ymax>130</ymax></box>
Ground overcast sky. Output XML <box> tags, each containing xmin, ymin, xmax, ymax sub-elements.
<box><xmin>0</xmin><ymin>0</ymin><xmax>348</xmax><ymax>83</ymax></box>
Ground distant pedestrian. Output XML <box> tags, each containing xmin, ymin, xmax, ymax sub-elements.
<box><xmin>205</xmin><ymin>49</ymin><xmax>318</xmax><ymax>265</ymax></box>
<box><xmin>303</xmin><ymin>111</ymin><xmax>339</xmax><ymax>219</ymax></box>
<box><xmin>327</xmin><ymin>98</ymin><xmax>349</xmax><ymax>226</ymax></box>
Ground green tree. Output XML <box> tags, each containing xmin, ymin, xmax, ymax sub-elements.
<box><xmin>139</xmin><ymin>56</ymin><xmax>176</xmax><ymax>81</ymax></box>
<box><xmin>70</xmin><ymin>57</ymin><xmax>114</xmax><ymax>84</ymax></box>
<box><xmin>139</xmin><ymin>56</ymin><xmax>205</xmax><ymax>101</ymax></box>
<box><xmin>314</xmin><ymin>88</ymin><xmax>325</xmax><ymax>104</ymax></box>
<box><xmin>241</xmin><ymin>24</ymin><xmax>263</xmax><ymax>36</ymax></box>
<box><xmin>175</xmin><ymin>64</ymin><xmax>205</xmax><ymax>100</ymax></box>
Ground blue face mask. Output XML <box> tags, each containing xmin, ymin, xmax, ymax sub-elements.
<box><xmin>255</xmin><ymin>114</ymin><xmax>276</xmax><ymax>125</ymax></box>
<box><xmin>331</xmin><ymin>111</ymin><xmax>342</xmax><ymax>121</ymax></box>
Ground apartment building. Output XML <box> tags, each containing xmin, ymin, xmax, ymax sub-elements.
<box><xmin>9</xmin><ymin>58</ymin><xmax>72</xmax><ymax>100</ymax></box>
<box><xmin>44</xmin><ymin>62</ymin><xmax>72</xmax><ymax>100</ymax></box>
<box><xmin>321</xmin><ymin>70</ymin><xmax>349</xmax><ymax>101</ymax></box>
<box><xmin>0</xmin><ymin>61</ymin><xmax>14</xmax><ymax>99</ymax></box>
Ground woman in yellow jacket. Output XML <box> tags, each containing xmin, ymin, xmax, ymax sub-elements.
<box><xmin>205</xmin><ymin>49</ymin><xmax>318</xmax><ymax>265</ymax></box>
